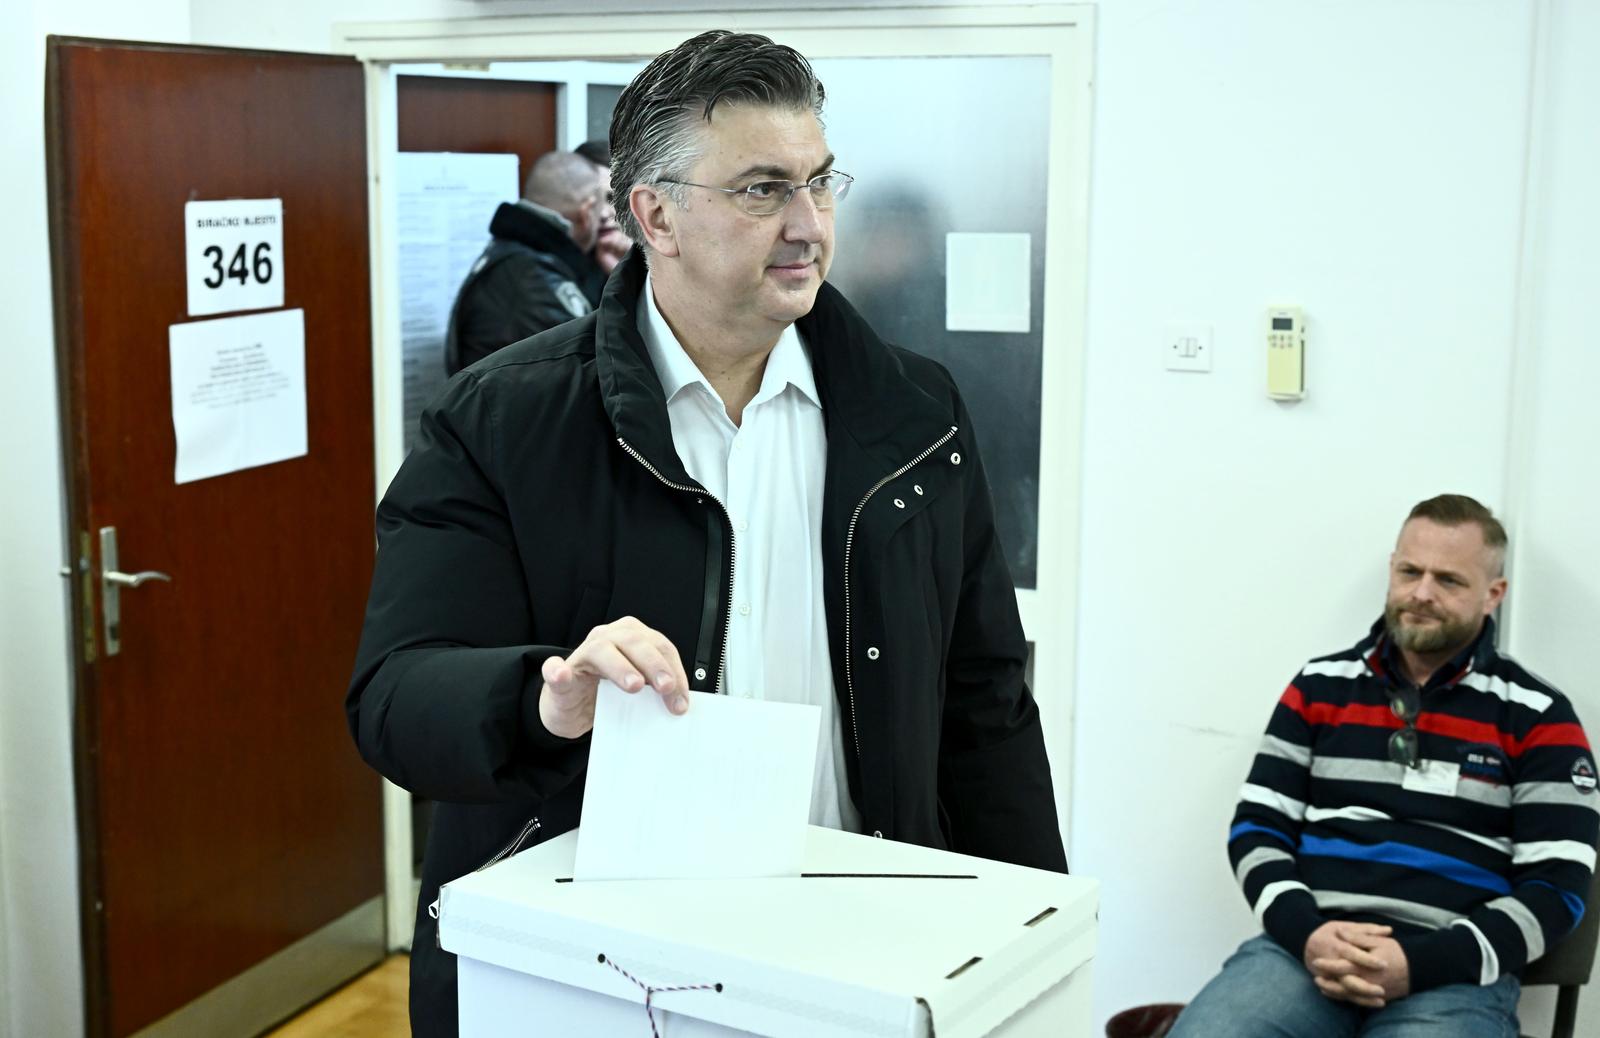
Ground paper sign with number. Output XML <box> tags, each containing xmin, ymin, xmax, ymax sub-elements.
<box><xmin>184</xmin><ymin>199</ymin><xmax>284</xmax><ymax>317</ymax></box>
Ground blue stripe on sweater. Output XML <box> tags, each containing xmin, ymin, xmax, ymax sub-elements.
<box><xmin>1525</xmin><ymin>880</ymin><xmax>1587</xmax><ymax>927</ymax></box>
<box><xmin>1299</xmin><ymin>835</ymin><xmax>1512</xmax><ymax>895</ymax></box>
<box><xmin>1230</xmin><ymin>821</ymin><xmax>1296</xmax><ymax>849</ymax></box>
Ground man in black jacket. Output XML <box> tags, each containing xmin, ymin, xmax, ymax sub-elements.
<box><xmin>443</xmin><ymin>149</ymin><xmax>608</xmax><ymax>375</ymax></box>
<box><xmin>349</xmin><ymin>30</ymin><xmax>1065</xmax><ymax>1036</ymax></box>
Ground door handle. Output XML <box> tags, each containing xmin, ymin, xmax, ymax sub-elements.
<box><xmin>105</xmin><ymin>570</ymin><xmax>172</xmax><ymax>588</ymax></box>
<box><xmin>99</xmin><ymin>526</ymin><xmax>171</xmax><ymax>657</ymax></box>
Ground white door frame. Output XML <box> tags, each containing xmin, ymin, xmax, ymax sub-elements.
<box><xmin>343</xmin><ymin>4</ymin><xmax>1096</xmax><ymax>951</ymax></box>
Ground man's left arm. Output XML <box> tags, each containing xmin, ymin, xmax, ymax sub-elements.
<box><xmin>936</xmin><ymin>391</ymin><xmax>1066</xmax><ymax>873</ymax></box>
<box><xmin>1395</xmin><ymin>694</ymin><xmax>1600</xmax><ymax>992</ymax></box>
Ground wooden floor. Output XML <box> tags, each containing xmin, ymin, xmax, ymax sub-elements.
<box><xmin>266</xmin><ymin>955</ymin><xmax>409</xmax><ymax>1037</ymax></box>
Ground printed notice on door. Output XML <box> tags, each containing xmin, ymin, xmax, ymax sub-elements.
<box><xmin>168</xmin><ymin>309</ymin><xmax>307</xmax><ymax>484</ymax></box>
<box><xmin>185</xmin><ymin>198</ymin><xmax>284</xmax><ymax>317</ymax></box>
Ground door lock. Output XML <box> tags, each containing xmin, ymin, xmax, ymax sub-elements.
<box><xmin>99</xmin><ymin>526</ymin><xmax>171</xmax><ymax>656</ymax></box>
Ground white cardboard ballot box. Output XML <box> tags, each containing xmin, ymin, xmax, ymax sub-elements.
<box><xmin>439</xmin><ymin>826</ymin><xmax>1098</xmax><ymax>1037</ymax></box>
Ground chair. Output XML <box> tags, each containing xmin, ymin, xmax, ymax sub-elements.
<box><xmin>1521</xmin><ymin>870</ymin><xmax>1600</xmax><ymax>1038</ymax></box>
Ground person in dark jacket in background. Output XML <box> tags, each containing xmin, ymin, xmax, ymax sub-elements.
<box><xmin>349</xmin><ymin>30</ymin><xmax>1065</xmax><ymax>1037</ymax></box>
<box><xmin>575</xmin><ymin>137</ymin><xmax>634</xmax><ymax>274</ymax></box>
<box><xmin>443</xmin><ymin>149</ymin><xmax>607</xmax><ymax>375</ymax></box>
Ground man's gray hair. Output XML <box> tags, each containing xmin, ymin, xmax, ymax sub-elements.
<box><xmin>523</xmin><ymin>150</ymin><xmax>600</xmax><ymax>221</ymax></box>
<box><xmin>609</xmin><ymin>30</ymin><xmax>826</xmax><ymax>245</ymax></box>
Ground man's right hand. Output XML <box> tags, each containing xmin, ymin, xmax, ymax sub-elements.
<box><xmin>539</xmin><ymin>617</ymin><xmax>690</xmax><ymax>739</ymax></box>
<box><xmin>1303</xmin><ymin>920</ymin><xmax>1393</xmax><ymax>1009</ymax></box>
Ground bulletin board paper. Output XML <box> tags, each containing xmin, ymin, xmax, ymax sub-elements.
<box><xmin>169</xmin><ymin>308</ymin><xmax>307</xmax><ymax>484</ymax></box>
<box><xmin>945</xmin><ymin>232</ymin><xmax>1031</xmax><ymax>333</ymax></box>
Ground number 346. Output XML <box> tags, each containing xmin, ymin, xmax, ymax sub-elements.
<box><xmin>202</xmin><ymin>242</ymin><xmax>273</xmax><ymax>288</ymax></box>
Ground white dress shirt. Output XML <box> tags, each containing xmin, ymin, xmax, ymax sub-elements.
<box><xmin>638</xmin><ymin>274</ymin><xmax>862</xmax><ymax>833</ymax></box>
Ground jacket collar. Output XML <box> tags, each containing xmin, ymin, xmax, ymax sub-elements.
<box><xmin>637</xmin><ymin>271</ymin><xmax>820</xmax><ymax>412</ymax></box>
<box><xmin>488</xmin><ymin>201</ymin><xmax>592</xmax><ymax>279</ymax></box>
<box><xmin>1360</xmin><ymin>613</ymin><xmax>1498</xmax><ymax>690</ymax></box>
<box><xmin>595</xmin><ymin>248</ymin><xmax>954</xmax><ymax>485</ymax></box>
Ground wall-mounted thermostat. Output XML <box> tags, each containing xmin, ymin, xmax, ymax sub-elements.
<box><xmin>1266</xmin><ymin>306</ymin><xmax>1306</xmax><ymax>400</ymax></box>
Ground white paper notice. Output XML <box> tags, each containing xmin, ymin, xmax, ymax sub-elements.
<box><xmin>945</xmin><ymin>232</ymin><xmax>1032</xmax><ymax>333</ymax></box>
<box><xmin>184</xmin><ymin>198</ymin><xmax>285</xmax><ymax>317</ymax></box>
<box><xmin>168</xmin><ymin>309</ymin><xmax>308</xmax><ymax>484</ymax></box>
<box><xmin>396</xmin><ymin>153</ymin><xmax>521</xmax><ymax>449</ymax></box>
<box><xmin>574</xmin><ymin>682</ymin><xmax>820</xmax><ymax>882</ymax></box>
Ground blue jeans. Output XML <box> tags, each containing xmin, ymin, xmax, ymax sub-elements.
<box><xmin>1168</xmin><ymin>935</ymin><xmax>1520</xmax><ymax>1037</ymax></box>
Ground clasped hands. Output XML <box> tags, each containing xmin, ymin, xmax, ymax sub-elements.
<box><xmin>1304</xmin><ymin>921</ymin><xmax>1410</xmax><ymax>1010</ymax></box>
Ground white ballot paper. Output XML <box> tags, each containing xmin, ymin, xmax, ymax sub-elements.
<box><xmin>574</xmin><ymin>682</ymin><xmax>819</xmax><ymax>882</ymax></box>
<box><xmin>168</xmin><ymin>308</ymin><xmax>307</xmax><ymax>484</ymax></box>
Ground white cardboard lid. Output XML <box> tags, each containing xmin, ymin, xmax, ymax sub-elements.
<box><xmin>440</xmin><ymin>826</ymin><xmax>1097</xmax><ymax>1038</ymax></box>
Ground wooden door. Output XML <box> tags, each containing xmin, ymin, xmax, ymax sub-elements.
<box><xmin>397</xmin><ymin>74</ymin><xmax>559</xmax><ymax>186</ymax></box>
<box><xmin>46</xmin><ymin>38</ymin><xmax>383</xmax><ymax>1037</ymax></box>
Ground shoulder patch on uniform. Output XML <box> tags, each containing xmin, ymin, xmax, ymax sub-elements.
<box><xmin>1572</xmin><ymin>757</ymin><xmax>1597</xmax><ymax>794</ymax></box>
<box><xmin>556</xmin><ymin>281</ymin><xmax>591</xmax><ymax>318</ymax></box>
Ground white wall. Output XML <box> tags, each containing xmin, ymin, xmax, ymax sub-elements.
<box><xmin>186</xmin><ymin>0</ymin><xmax>1047</xmax><ymax>54</ymax></box>
<box><xmin>7</xmin><ymin>2</ymin><xmax>1597</xmax><ymax>1036</ymax></box>
<box><xmin>0</xmin><ymin>7</ymin><xmax>192</xmax><ymax>1038</ymax></box>
<box><xmin>190</xmin><ymin>0</ymin><xmax>469</xmax><ymax>52</ymax></box>
<box><xmin>1499</xmin><ymin>1</ymin><xmax>1600</xmax><ymax>1032</ymax></box>
<box><xmin>1074</xmin><ymin>1</ymin><xmax>1600</xmax><ymax>1035</ymax></box>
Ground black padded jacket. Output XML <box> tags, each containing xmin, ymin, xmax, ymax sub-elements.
<box><xmin>443</xmin><ymin>201</ymin><xmax>606</xmax><ymax>375</ymax></box>
<box><xmin>348</xmin><ymin>248</ymin><xmax>1066</xmax><ymax>1036</ymax></box>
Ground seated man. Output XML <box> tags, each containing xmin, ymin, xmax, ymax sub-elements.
<box><xmin>1173</xmin><ymin>494</ymin><xmax>1597</xmax><ymax>1037</ymax></box>
<box><xmin>443</xmin><ymin>149</ymin><xmax>608</xmax><ymax>375</ymax></box>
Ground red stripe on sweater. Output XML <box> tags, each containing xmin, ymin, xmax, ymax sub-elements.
<box><xmin>1281</xmin><ymin>686</ymin><xmax>1401</xmax><ymax>730</ymax></box>
<box><xmin>1507</xmin><ymin>722</ymin><xmax>1592</xmax><ymax>756</ymax></box>
<box><xmin>1284</xmin><ymin>685</ymin><xmax>1589</xmax><ymax>758</ymax></box>
<box><xmin>1416</xmin><ymin>712</ymin><xmax>1500</xmax><ymax>745</ymax></box>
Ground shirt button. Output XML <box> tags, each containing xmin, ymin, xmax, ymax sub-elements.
<box><xmin>866</xmin><ymin>646</ymin><xmax>880</xmax><ymax>660</ymax></box>
<box><xmin>739</xmin><ymin>603</ymin><xmax>751</xmax><ymax>616</ymax></box>
<box><xmin>694</xmin><ymin>667</ymin><xmax>707</xmax><ymax>681</ymax></box>
<box><xmin>738</xmin><ymin>519</ymin><xmax>749</xmax><ymax>532</ymax></box>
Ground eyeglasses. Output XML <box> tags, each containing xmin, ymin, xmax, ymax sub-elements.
<box><xmin>656</xmin><ymin>170</ymin><xmax>854</xmax><ymax>217</ymax></box>
<box><xmin>1388</xmin><ymin>690</ymin><xmax>1421</xmax><ymax>770</ymax></box>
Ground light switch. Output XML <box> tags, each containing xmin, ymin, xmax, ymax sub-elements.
<box><xmin>1165</xmin><ymin>323</ymin><xmax>1212</xmax><ymax>373</ymax></box>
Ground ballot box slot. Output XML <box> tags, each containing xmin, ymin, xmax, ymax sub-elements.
<box><xmin>802</xmin><ymin>872</ymin><xmax>978</xmax><ymax>879</ymax></box>
<box><xmin>1023</xmin><ymin>906</ymin><xmax>1057</xmax><ymax>927</ymax></box>
<box><xmin>554</xmin><ymin>872</ymin><xmax>978</xmax><ymax>882</ymax></box>
<box><xmin>944</xmin><ymin>956</ymin><xmax>983</xmax><ymax>980</ymax></box>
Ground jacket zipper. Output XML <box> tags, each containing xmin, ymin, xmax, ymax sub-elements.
<box><xmin>428</xmin><ymin>815</ymin><xmax>542</xmax><ymax>931</ymax></box>
<box><xmin>617</xmin><ymin>437</ymin><xmax>735</xmax><ymax>693</ymax></box>
<box><xmin>842</xmin><ymin>426</ymin><xmax>959</xmax><ymax>763</ymax></box>
<box><xmin>476</xmin><ymin>816</ymin><xmax>542</xmax><ymax>872</ymax></box>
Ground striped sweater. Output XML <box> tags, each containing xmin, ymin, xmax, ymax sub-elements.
<box><xmin>1230</xmin><ymin>617</ymin><xmax>1598</xmax><ymax>992</ymax></box>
